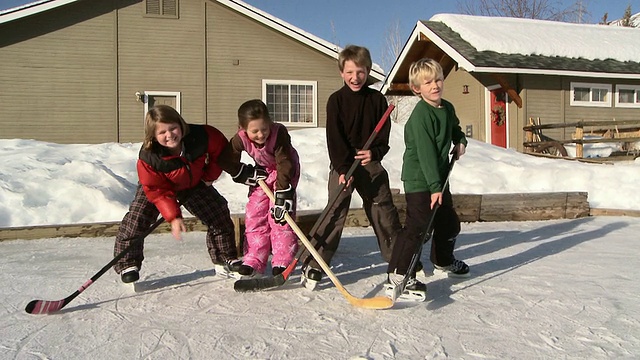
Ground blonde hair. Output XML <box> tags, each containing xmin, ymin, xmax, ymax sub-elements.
<box><xmin>408</xmin><ymin>58</ymin><xmax>444</xmax><ymax>95</ymax></box>
<box><xmin>143</xmin><ymin>105</ymin><xmax>189</xmax><ymax>150</ymax></box>
<box><xmin>338</xmin><ymin>45</ymin><xmax>372</xmax><ymax>72</ymax></box>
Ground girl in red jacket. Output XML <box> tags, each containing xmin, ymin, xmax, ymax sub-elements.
<box><xmin>113</xmin><ymin>105</ymin><xmax>263</xmax><ymax>283</ymax></box>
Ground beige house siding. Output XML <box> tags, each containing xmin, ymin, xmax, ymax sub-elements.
<box><xmin>561</xmin><ymin>77</ymin><xmax>640</xmax><ymax>124</ymax></box>
<box><xmin>444</xmin><ymin>68</ymin><xmax>483</xmax><ymax>141</ymax></box>
<box><xmin>116</xmin><ymin>0</ymin><xmax>207</xmax><ymax>143</ymax></box>
<box><xmin>0</xmin><ymin>0</ymin><xmax>343</xmax><ymax>144</ymax></box>
<box><xmin>205</xmin><ymin>1</ymin><xmax>342</xmax><ymax>137</ymax></box>
<box><xmin>0</xmin><ymin>1</ymin><xmax>117</xmax><ymax>144</ymax></box>
<box><xmin>522</xmin><ymin>75</ymin><xmax>566</xmax><ymax>141</ymax></box>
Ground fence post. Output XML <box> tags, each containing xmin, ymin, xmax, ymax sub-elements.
<box><xmin>575</xmin><ymin>124</ymin><xmax>584</xmax><ymax>158</ymax></box>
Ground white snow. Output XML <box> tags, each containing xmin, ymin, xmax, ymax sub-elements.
<box><xmin>1</xmin><ymin>122</ymin><xmax>639</xmax><ymax>228</ymax></box>
<box><xmin>430</xmin><ymin>14</ymin><xmax>640</xmax><ymax>63</ymax></box>
<box><xmin>2</xmin><ymin>121</ymin><xmax>640</xmax><ymax>358</ymax></box>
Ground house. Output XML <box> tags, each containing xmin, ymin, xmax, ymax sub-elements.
<box><xmin>382</xmin><ymin>14</ymin><xmax>640</xmax><ymax>151</ymax></box>
<box><xmin>0</xmin><ymin>0</ymin><xmax>384</xmax><ymax>144</ymax></box>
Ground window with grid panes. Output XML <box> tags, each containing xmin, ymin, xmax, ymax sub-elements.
<box><xmin>570</xmin><ymin>82</ymin><xmax>611</xmax><ymax>107</ymax></box>
<box><xmin>615</xmin><ymin>85</ymin><xmax>640</xmax><ymax>108</ymax></box>
<box><xmin>262</xmin><ymin>80</ymin><xmax>317</xmax><ymax>127</ymax></box>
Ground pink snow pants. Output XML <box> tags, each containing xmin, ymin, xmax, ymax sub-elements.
<box><xmin>242</xmin><ymin>173</ymin><xmax>299</xmax><ymax>274</ymax></box>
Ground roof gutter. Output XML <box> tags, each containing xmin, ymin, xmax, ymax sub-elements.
<box><xmin>0</xmin><ymin>0</ymin><xmax>78</xmax><ymax>24</ymax></box>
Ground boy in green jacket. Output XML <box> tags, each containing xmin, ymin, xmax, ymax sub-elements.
<box><xmin>386</xmin><ymin>58</ymin><xmax>469</xmax><ymax>301</ymax></box>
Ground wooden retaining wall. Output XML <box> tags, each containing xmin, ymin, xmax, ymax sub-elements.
<box><xmin>0</xmin><ymin>192</ymin><xmax>593</xmax><ymax>249</ymax></box>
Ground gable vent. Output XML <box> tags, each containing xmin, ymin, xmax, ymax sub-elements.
<box><xmin>145</xmin><ymin>0</ymin><xmax>178</xmax><ymax>18</ymax></box>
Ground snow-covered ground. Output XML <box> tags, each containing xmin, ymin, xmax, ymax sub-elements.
<box><xmin>1</xmin><ymin>121</ymin><xmax>639</xmax><ymax>228</ymax></box>
<box><xmin>2</xmin><ymin>118</ymin><xmax>640</xmax><ymax>359</ymax></box>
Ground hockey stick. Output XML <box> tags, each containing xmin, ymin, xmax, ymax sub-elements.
<box><xmin>234</xmin><ymin>104</ymin><xmax>395</xmax><ymax>292</ymax></box>
<box><xmin>257</xmin><ymin>180</ymin><xmax>393</xmax><ymax>309</ymax></box>
<box><xmin>25</xmin><ymin>216</ymin><xmax>166</xmax><ymax>314</ymax></box>
<box><xmin>392</xmin><ymin>156</ymin><xmax>457</xmax><ymax>302</ymax></box>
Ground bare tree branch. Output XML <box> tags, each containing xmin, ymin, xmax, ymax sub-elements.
<box><xmin>455</xmin><ymin>0</ymin><xmax>590</xmax><ymax>23</ymax></box>
<box><xmin>380</xmin><ymin>18</ymin><xmax>405</xmax><ymax>73</ymax></box>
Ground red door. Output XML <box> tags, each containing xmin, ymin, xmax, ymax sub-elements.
<box><xmin>490</xmin><ymin>88</ymin><xmax>507</xmax><ymax>148</ymax></box>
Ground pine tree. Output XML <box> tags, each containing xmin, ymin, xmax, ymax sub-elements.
<box><xmin>620</xmin><ymin>5</ymin><xmax>632</xmax><ymax>27</ymax></box>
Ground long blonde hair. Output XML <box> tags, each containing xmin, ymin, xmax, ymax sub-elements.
<box><xmin>142</xmin><ymin>105</ymin><xmax>189</xmax><ymax>150</ymax></box>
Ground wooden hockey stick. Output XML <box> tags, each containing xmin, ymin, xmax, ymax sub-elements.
<box><xmin>258</xmin><ymin>180</ymin><xmax>393</xmax><ymax>310</ymax></box>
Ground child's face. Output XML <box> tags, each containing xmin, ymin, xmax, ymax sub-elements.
<box><xmin>412</xmin><ymin>75</ymin><xmax>444</xmax><ymax>107</ymax></box>
<box><xmin>154</xmin><ymin>122</ymin><xmax>183</xmax><ymax>152</ymax></box>
<box><xmin>340</xmin><ymin>60</ymin><xmax>369</xmax><ymax>92</ymax></box>
<box><xmin>245</xmin><ymin>118</ymin><xmax>270</xmax><ymax>146</ymax></box>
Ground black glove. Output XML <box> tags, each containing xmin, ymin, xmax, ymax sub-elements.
<box><xmin>232</xmin><ymin>163</ymin><xmax>267</xmax><ymax>186</ymax></box>
<box><xmin>271</xmin><ymin>185</ymin><xmax>294</xmax><ymax>225</ymax></box>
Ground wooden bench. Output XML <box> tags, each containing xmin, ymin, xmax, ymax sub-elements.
<box><xmin>0</xmin><ymin>192</ymin><xmax>591</xmax><ymax>251</ymax></box>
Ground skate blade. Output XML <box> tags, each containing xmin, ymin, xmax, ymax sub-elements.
<box><xmin>237</xmin><ymin>273</ymin><xmax>262</xmax><ymax>280</ymax></box>
<box><xmin>385</xmin><ymin>285</ymin><xmax>426</xmax><ymax>302</ymax></box>
<box><xmin>300</xmin><ymin>277</ymin><xmax>318</xmax><ymax>291</ymax></box>
<box><xmin>122</xmin><ymin>281</ymin><xmax>138</xmax><ymax>293</ymax></box>
<box><xmin>433</xmin><ymin>268</ymin><xmax>471</xmax><ymax>278</ymax></box>
<box><xmin>213</xmin><ymin>266</ymin><xmax>244</xmax><ymax>280</ymax></box>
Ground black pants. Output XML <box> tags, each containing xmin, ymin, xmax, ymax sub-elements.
<box><xmin>387</xmin><ymin>189</ymin><xmax>460</xmax><ymax>275</ymax></box>
<box><xmin>307</xmin><ymin>161</ymin><xmax>402</xmax><ymax>268</ymax></box>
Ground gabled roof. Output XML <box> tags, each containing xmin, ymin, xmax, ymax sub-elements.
<box><xmin>382</xmin><ymin>14</ymin><xmax>640</xmax><ymax>95</ymax></box>
<box><xmin>0</xmin><ymin>0</ymin><xmax>385</xmax><ymax>82</ymax></box>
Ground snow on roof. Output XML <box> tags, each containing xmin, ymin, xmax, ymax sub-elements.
<box><xmin>430</xmin><ymin>13</ymin><xmax>640</xmax><ymax>63</ymax></box>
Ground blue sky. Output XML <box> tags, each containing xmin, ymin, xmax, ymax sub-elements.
<box><xmin>241</xmin><ymin>0</ymin><xmax>636</xmax><ymax>69</ymax></box>
<box><xmin>1</xmin><ymin>0</ymin><xmax>637</xmax><ymax>69</ymax></box>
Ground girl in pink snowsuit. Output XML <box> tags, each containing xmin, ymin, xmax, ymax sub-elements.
<box><xmin>228</xmin><ymin>99</ymin><xmax>300</xmax><ymax>277</ymax></box>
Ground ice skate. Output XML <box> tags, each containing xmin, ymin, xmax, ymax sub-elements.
<box><xmin>300</xmin><ymin>265</ymin><xmax>322</xmax><ymax>290</ymax></box>
<box><xmin>271</xmin><ymin>266</ymin><xmax>286</xmax><ymax>276</ymax></box>
<box><xmin>237</xmin><ymin>264</ymin><xmax>259</xmax><ymax>279</ymax></box>
<box><xmin>384</xmin><ymin>271</ymin><xmax>427</xmax><ymax>302</ymax></box>
<box><xmin>213</xmin><ymin>259</ymin><xmax>243</xmax><ymax>280</ymax></box>
<box><xmin>120</xmin><ymin>266</ymin><xmax>139</xmax><ymax>283</ymax></box>
<box><xmin>434</xmin><ymin>259</ymin><xmax>470</xmax><ymax>278</ymax></box>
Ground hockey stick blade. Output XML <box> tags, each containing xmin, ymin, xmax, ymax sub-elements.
<box><xmin>234</xmin><ymin>274</ymin><xmax>286</xmax><ymax>292</ymax></box>
<box><xmin>258</xmin><ymin>181</ymin><xmax>393</xmax><ymax>310</ymax></box>
<box><xmin>25</xmin><ymin>280</ymin><xmax>93</xmax><ymax>314</ymax></box>
<box><xmin>234</xmin><ymin>104</ymin><xmax>396</xmax><ymax>293</ymax></box>
<box><xmin>25</xmin><ymin>216</ymin><xmax>166</xmax><ymax>314</ymax></box>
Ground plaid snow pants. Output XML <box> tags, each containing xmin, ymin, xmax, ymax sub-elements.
<box><xmin>113</xmin><ymin>183</ymin><xmax>237</xmax><ymax>274</ymax></box>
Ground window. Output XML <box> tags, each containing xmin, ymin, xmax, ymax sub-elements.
<box><xmin>615</xmin><ymin>85</ymin><xmax>640</xmax><ymax>108</ymax></box>
<box><xmin>262</xmin><ymin>80</ymin><xmax>317</xmax><ymax>127</ymax></box>
<box><xmin>140</xmin><ymin>91</ymin><xmax>181</xmax><ymax>123</ymax></box>
<box><xmin>570</xmin><ymin>82</ymin><xmax>611</xmax><ymax>107</ymax></box>
<box><xmin>145</xmin><ymin>0</ymin><xmax>178</xmax><ymax>18</ymax></box>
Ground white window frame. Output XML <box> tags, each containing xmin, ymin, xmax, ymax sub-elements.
<box><xmin>570</xmin><ymin>82</ymin><xmax>612</xmax><ymax>107</ymax></box>
<box><xmin>262</xmin><ymin>79</ymin><xmax>318</xmax><ymax>127</ymax></box>
<box><xmin>615</xmin><ymin>84</ymin><xmax>640</xmax><ymax>108</ymax></box>
<box><xmin>141</xmin><ymin>91</ymin><xmax>181</xmax><ymax>120</ymax></box>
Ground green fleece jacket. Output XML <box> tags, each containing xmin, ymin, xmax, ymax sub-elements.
<box><xmin>402</xmin><ymin>98</ymin><xmax>467</xmax><ymax>194</ymax></box>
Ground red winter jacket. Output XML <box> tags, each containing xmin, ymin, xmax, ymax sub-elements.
<box><xmin>137</xmin><ymin>124</ymin><xmax>228</xmax><ymax>222</ymax></box>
